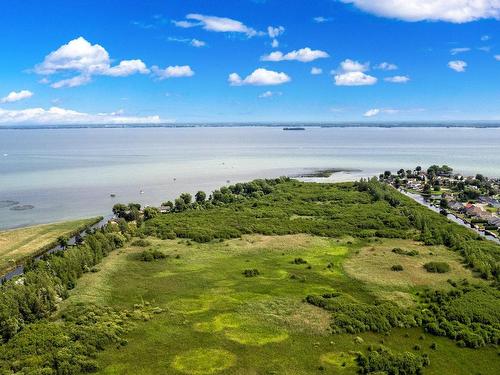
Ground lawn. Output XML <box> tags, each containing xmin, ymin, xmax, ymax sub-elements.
<box><xmin>61</xmin><ymin>234</ymin><xmax>499</xmax><ymax>375</ymax></box>
<box><xmin>0</xmin><ymin>217</ymin><xmax>102</xmax><ymax>274</ymax></box>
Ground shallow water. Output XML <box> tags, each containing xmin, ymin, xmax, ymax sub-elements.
<box><xmin>0</xmin><ymin>126</ymin><xmax>499</xmax><ymax>229</ymax></box>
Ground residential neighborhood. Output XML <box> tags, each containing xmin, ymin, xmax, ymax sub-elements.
<box><xmin>381</xmin><ymin>165</ymin><xmax>500</xmax><ymax>238</ymax></box>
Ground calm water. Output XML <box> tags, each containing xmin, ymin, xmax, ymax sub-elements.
<box><xmin>0</xmin><ymin>126</ymin><xmax>499</xmax><ymax>229</ymax></box>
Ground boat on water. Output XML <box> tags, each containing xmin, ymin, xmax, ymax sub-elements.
<box><xmin>283</xmin><ymin>127</ymin><xmax>306</xmax><ymax>131</ymax></box>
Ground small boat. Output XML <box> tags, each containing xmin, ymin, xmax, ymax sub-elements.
<box><xmin>283</xmin><ymin>127</ymin><xmax>305</xmax><ymax>131</ymax></box>
<box><xmin>110</xmin><ymin>193</ymin><xmax>116</xmax><ymax>198</ymax></box>
<box><xmin>140</xmin><ymin>190</ymin><xmax>144</xmax><ymax>195</ymax></box>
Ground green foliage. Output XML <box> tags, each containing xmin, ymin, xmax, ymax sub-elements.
<box><xmin>391</xmin><ymin>264</ymin><xmax>404</xmax><ymax>271</ymax></box>
<box><xmin>242</xmin><ymin>269</ymin><xmax>260</xmax><ymax>277</ymax></box>
<box><xmin>131</xmin><ymin>239</ymin><xmax>151</xmax><ymax>247</ymax></box>
<box><xmin>0</xmin><ymin>225</ymin><xmax>127</xmax><ymax>343</ymax></box>
<box><xmin>424</xmin><ymin>262</ymin><xmax>450</xmax><ymax>273</ymax></box>
<box><xmin>292</xmin><ymin>257</ymin><xmax>308</xmax><ymax>265</ymax></box>
<box><xmin>357</xmin><ymin>346</ymin><xmax>430</xmax><ymax>375</ymax></box>
<box><xmin>139</xmin><ymin>249</ymin><xmax>167</xmax><ymax>262</ymax></box>
<box><xmin>392</xmin><ymin>248</ymin><xmax>419</xmax><ymax>256</ymax></box>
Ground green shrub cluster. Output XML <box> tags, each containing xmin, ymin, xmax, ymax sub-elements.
<box><xmin>292</xmin><ymin>257</ymin><xmax>308</xmax><ymax>265</ymax></box>
<box><xmin>357</xmin><ymin>346</ymin><xmax>430</xmax><ymax>375</ymax></box>
<box><xmin>392</xmin><ymin>248</ymin><xmax>419</xmax><ymax>256</ymax></box>
<box><xmin>242</xmin><ymin>269</ymin><xmax>260</xmax><ymax>277</ymax></box>
<box><xmin>139</xmin><ymin>249</ymin><xmax>167</xmax><ymax>262</ymax></box>
<box><xmin>391</xmin><ymin>264</ymin><xmax>404</xmax><ymax>272</ymax></box>
<box><xmin>423</xmin><ymin>262</ymin><xmax>450</xmax><ymax>273</ymax></box>
<box><xmin>0</xmin><ymin>224</ymin><xmax>127</xmax><ymax>343</ymax></box>
<box><xmin>305</xmin><ymin>295</ymin><xmax>420</xmax><ymax>334</ymax></box>
<box><xmin>131</xmin><ymin>239</ymin><xmax>151</xmax><ymax>247</ymax></box>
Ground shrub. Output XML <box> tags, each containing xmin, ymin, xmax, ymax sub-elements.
<box><xmin>424</xmin><ymin>262</ymin><xmax>450</xmax><ymax>273</ymax></box>
<box><xmin>391</xmin><ymin>264</ymin><xmax>404</xmax><ymax>272</ymax></box>
<box><xmin>131</xmin><ymin>239</ymin><xmax>151</xmax><ymax>247</ymax></box>
<box><xmin>242</xmin><ymin>269</ymin><xmax>260</xmax><ymax>277</ymax></box>
<box><xmin>292</xmin><ymin>257</ymin><xmax>307</xmax><ymax>265</ymax></box>
<box><xmin>139</xmin><ymin>249</ymin><xmax>167</xmax><ymax>262</ymax></box>
<box><xmin>392</xmin><ymin>248</ymin><xmax>419</xmax><ymax>256</ymax></box>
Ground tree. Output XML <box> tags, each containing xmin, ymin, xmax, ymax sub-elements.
<box><xmin>384</xmin><ymin>171</ymin><xmax>392</xmax><ymax>179</ymax></box>
<box><xmin>57</xmin><ymin>235</ymin><xmax>69</xmax><ymax>250</ymax></box>
<box><xmin>112</xmin><ymin>203</ymin><xmax>127</xmax><ymax>218</ymax></box>
<box><xmin>416</xmin><ymin>166</ymin><xmax>422</xmax><ymax>172</ymax></box>
<box><xmin>179</xmin><ymin>193</ymin><xmax>192</xmax><ymax>205</ymax></box>
<box><xmin>195</xmin><ymin>191</ymin><xmax>206</xmax><ymax>203</ymax></box>
<box><xmin>174</xmin><ymin>197</ymin><xmax>187</xmax><ymax>212</ymax></box>
<box><xmin>143</xmin><ymin>207</ymin><xmax>159</xmax><ymax>220</ymax></box>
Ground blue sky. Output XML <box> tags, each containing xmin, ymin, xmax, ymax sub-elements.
<box><xmin>0</xmin><ymin>0</ymin><xmax>499</xmax><ymax>124</ymax></box>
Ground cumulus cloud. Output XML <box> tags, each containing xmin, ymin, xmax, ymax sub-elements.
<box><xmin>167</xmin><ymin>37</ymin><xmax>206</xmax><ymax>47</ymax></box>
<box><xmin>384</xmin><ymin>75</ymin><xmax>410</xmax><ymax>83</ymax></box>
<box><xmin>341</xmin><ymin>0</ymin><xmax>500</xmax><ymax>23</ymax></box>
<box><xmin>311</xmin><ymin>67</ymin><xmax>323</xmax><ymax>75</ymax></box>
<box><xmin>364</xmin><ymin>108</ymin><xmax>381</xmax><ymax>117</ymax></box>
<box><xmin>152</xmin><ymin>65</ymin><xmax>195</xmax><ymax>79</ymax></box>
<box><xmin>495</xmin><ymin>55</ymin><xmax>500</xmax><ymax>60</ymax></box>
<box><xmin>261</xmin><ymin>47</ymin><xmax>329</xmax><ymax>62</ymax></box>
<box><xmin>258</xmin><ymin>90</ymin><xmax>282</xmax><ymax>98</ymax></box>
<box><xmin>0</xmin><ymin>106</ymin><xmax>163</xmax><ymax>125</ymax></box>
<box><xmin>448</xmin><ymin>60</ymin><xmax>468</xmax><ymax>72</ymax></box>
<box><xmin>228</xmin><ymin>68</ymin><xmax>291</xmax><ymax>86</ymax></box>
<box><xmin>173</xmin><ymin>14</ymin><xmax>259</xmax><ymax>37</ymax></box>
<box><xmin>271</xmin><ymin>39</ymin><xmax>279</xmax><ymax>48</ymax></box>
<box><xmin>335</xmin><ymin>71</ymin><xmax>377</xmax><ymax>86</ymax></box>
<box><xmin>450</xmin><ymin>47</ymin><xmax>471</xmax><ymax>55</ymax></box>
<box><xmin>375</xmin><ymin>62</ymin><xmax>398</xmax><ymax>70</ymax></box>
<box><xmin>313</xmin><ymin>16</ymin><xmax>333</xmax><ymax>23</ymax></box>
<box><xmin>34</xmin><ymin>37</ymin><xmax>149</xmax><ymax>88</ymax></box>
<box><xmin>338</xmin><ymin>59</ymin><xmax>370</xmax><ymax>72</ymax></box>
<box><xmin>268</xmin><ymin>26</ymin><xmax>285</xmax><ymax>38</ymax></box>
<box><xmin>1</xmin><ymin>90</ymin><xmax>34</xmax><ymax>103</ymax></box>
<box><xmin>333</xmin><ymin>59</ymin><xmax>377</xmax><ymax>86</ymax></box>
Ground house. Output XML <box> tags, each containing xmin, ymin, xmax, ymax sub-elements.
<box><xmin>464</xmin><ymin>204</ymin><xmax>484</xmax><ymax>218</ymax></box>
<box><xmin>448</xmin><ymin>201</ymin><xmax>464</xmax><ymax>211</ymax></box>
<box><xmin>487</xmin><ymin>217</ymin><xmax>500</xmax><ymax>228</ymax></box>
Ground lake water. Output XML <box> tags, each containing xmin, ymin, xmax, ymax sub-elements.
<box><xmin>0</xmin><ymin>126</ymin><xmax>499</xmax><ymax>229</ymax></box>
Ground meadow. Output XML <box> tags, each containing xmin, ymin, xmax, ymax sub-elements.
<box><xmin>0</xmin><ymin>217</ymin><xmax>102</xmax><ymax>274</ymax></box>
<box><xmin>0</xmin><ymin>178</ymin><xmax>498</xmax><ymax>374</ymax></box>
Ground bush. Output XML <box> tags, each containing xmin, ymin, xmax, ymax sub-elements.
<box><xmin>242</xmin><ymin>269</ymin><xmax>260</xmax><ymax>277</ymax></box>
<box><xmin>424</xmin><ymin>262</ymin><xmax>450</xmax><ymax>273</ymax></box>
<box><xmin>391</xmin><ymin>264</ymin><xmax>404</xmax><ymax>272</ymax></box>
<box><xmin>392</xmin><ymin>248</ymin><xmax>419</xmax><ymax>256</ymax></box>
<box><xmin>139</xmin><ymin>249</ymin><xmax>167</xmax><ymax>262</ymax></box>
<box><xmin>131</xmin><ymin>239</ymin><xmax>151</xmax><ymax>247</ymax></box>
<box><xmin>292</xmin><ymin>257</ymin><xmax>308</xmax><ymax>265</ymax></box>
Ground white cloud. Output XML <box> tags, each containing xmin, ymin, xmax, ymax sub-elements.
<box><xmin>384</xmin><ymin>75</ymin><xmax>410</xmax><ymax>83</ymax></box>
<box><xmin>258</xmin><ymin>90</ymin><xmax>282</xmax><ymax>98</ymax></box>
<box><xmin>105</xmin><ymin>60</ymin><xmax>150</xmax><ymax>77</ymax></box>
<box><xmin>313</xmin><ymin>16</ymin><xmax>333</xmax><ymax>23</ymax></box>
<box><xmin>268</xmin><ymin>26</ymin><xmax>285</xmax><ymax>38</ymax></box>
<box><xmin>495</xmin><ymin>55</ymin><xmax>500</xmax><ymax>60</ymax></box>
<box><xmin>167</xmin><ymin>37</ymin><xmax>206</xmax><ymax>47</ymax></box>
<box><xmin>271</xmin><ymin>39</ymin><xmax>279</xmax><ymax>48</ymax></box>
<box><xmin>481</xmin><ymin>35</ymin><xmax>491</xmax><ymax>41</ymax></box>
<box><xmin>35</xmin><ymin>37</ymin><xmax>149</xmax><ymax>88</ymax></box>
<box><xmin>448</xmin><ymin>60</ymin><xmax>468</xmax><ymax>72</ymax></box>
<box><xmin>173</xmin><ymin>14</ymin><xmax>258</xmax><ymax>37</ymax></box>
<box><xmin>51</xmin><ymin>75</ymin><xmax>91</xmax><ymax>89</ymax></box>
<box><xmin>311</xmin><ymin>67</ymin><xmax>323</xmax><ymax>75</ymax></box>
<box><xmin>191</xmin><ymin>39</ymin><xmax>206</xmax><ymax>47</ymax></box>
<box><xmin>261</xmin><ymin>47</ymin><xmax>329</xmax><ymax>62</ymax></box>
<box><xmin>450</xmin><ymin>47</ymin><xmax>471</xmax><ymax>55</ymax></box>
<box><xmin>0</xmin><ymin>106</ymin><xmax>163</xmax><ymax>125</ymax></box>
<box><xmin>152</xmin><ymin>65</ymin><xmax>195</xmax><ymax>79</ymax></box>
<box><xmin>335</xmin><ymin>71</ymin><xmax>378</xmax><ymax>86</ymax></box>
<box><xmin>339</xmin><ymin>59</ymin><xmax>370</xmax><ymax>72</ymax></box>
<box><xmin>341</xmin><ymin>0</ymin><xmax>500</xmax><ymax>23</ymax></box>
<box><xmin>375</xmin><ymin>62</ymin><xmax>398</xmax><ymax>70</ymax></box>
<box><xmin>1</xmin><ymin>90</ymin><xmax>34</xmax><ymax>103</ymax></box>
<box><xmin>333</xmin><ymin>59</ymin><xmax>377</xmax><ymax>86</ymax></box>
<box><xmin>477</xmin><ymin>46</ymin><xmax>491</xmax><ymax>52</ymax></box>
<box><xmin>364</xmin><ymin>108</ymin><xmax>381</xmax><ymax>117</ymax></box>
<box><xmin>229</xmin><ymin>68</ymin><xmax>291</xmax><ymax>86</ymax></box>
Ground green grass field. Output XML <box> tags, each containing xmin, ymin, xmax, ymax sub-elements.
<box><xmin>0</xmin><ymin>217</ymin><xmax>101</xmax><ymax>274</ymax></box>
<box><xmin>61</xmin><ymin>234</ymin><xmax>499</xmax><ymax>375</ymax></box>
